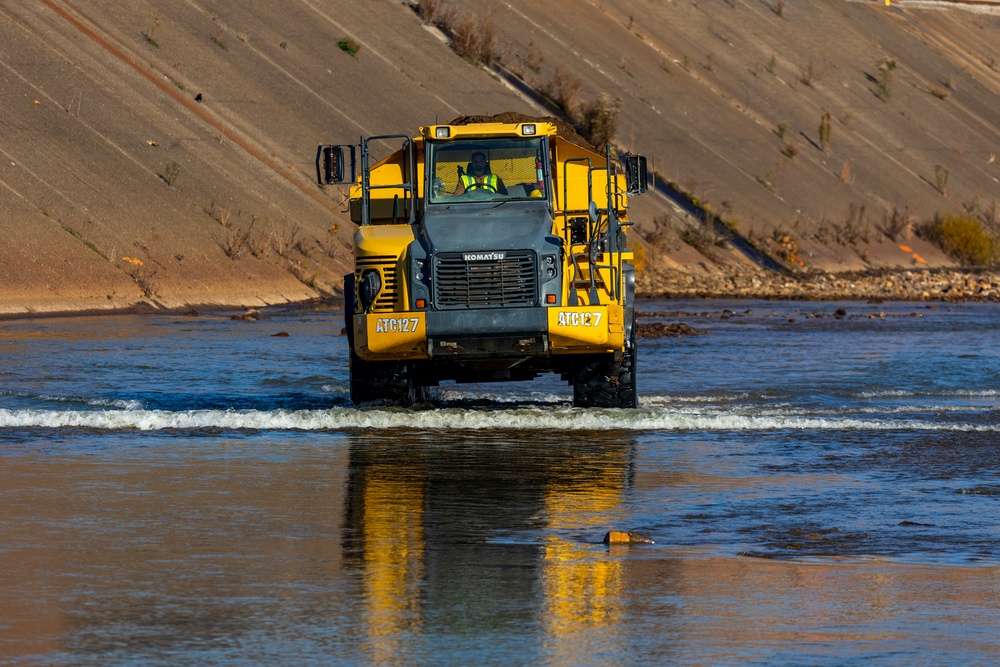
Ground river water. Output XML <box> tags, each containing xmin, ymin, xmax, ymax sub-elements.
<box><xmin>1</xmin><ymin>299</ymin><xmax>998</xmax><ymax>666</ymax></box>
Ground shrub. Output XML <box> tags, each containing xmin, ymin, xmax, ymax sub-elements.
<box><xmin>450</xmin><ymin>14</ymin><xmax>498</xmax><ymax>65</ymax></box>
<box><xmin>919</xmin><ymin>215</ymin><xmax>997</xmax><ymax>266</ymax></box>
<box><xmin>541</xmin><ymin>65</ymin><xmax>582</xmax><ymax>116</ymax></box>
<box><xmin>576</xmin><ymin>93</ymin><xmax>621</xmax><ymax>152</ymax></box>
<box><xmin>337</xmin><ymin>39</ymin><xmax>360</xmax><ymax>57</ymax></box>
<box><xmin>876</xmin><ymin>57</ymin><xmax>897</xmax><ymax>101</ymax></box>
<box><xmin>415</xmin><ymin>0</ymin><xmax>450</xmax><ymax>26</ymax></box>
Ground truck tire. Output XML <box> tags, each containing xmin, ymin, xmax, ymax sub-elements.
<box><xmin>349</xmin><ymin>354</ymin><xmax>422</xmax><ymax>406</ymax></box>
<box><xmin>344</xmin><ymin>273</ymin><xmax>423</xmax><ymax>406</ymax></box>
<box><xmin>572</xmin><ymin>329</ymin><xmax>638</xmax><ymax>408</ymax></box>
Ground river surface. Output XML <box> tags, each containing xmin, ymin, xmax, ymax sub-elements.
<box><xmin>1</xmin><ymin>299</ymin><xmax>998</xmax><ymax>666</ymax></box>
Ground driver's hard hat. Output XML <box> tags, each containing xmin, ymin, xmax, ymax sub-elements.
<box><xmin>529</xmin><ymin>190</ymin><xmax>543</xmax><ymax>198</ymax></box>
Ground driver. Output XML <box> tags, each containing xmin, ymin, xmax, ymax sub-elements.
<box><xmin>454</xmin><ymin>151</ymin><xmax>508</xmax><ymax>196</ymax></box>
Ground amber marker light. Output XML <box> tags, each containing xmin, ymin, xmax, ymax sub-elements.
<box><xmin>546</xmin><ymin>295</ymin><xmax>556</xmax><ymax>304</ymax></box>
<box><xmin>416</xmin><ymin>299</ymin><xmax>426</xmax><ymax>308</ymax></box>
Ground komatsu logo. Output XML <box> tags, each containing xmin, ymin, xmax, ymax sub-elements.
<box><xmin>463</xmin><ymin>251</ymin><xmax>505</xmax><ymax>262</ymax></box>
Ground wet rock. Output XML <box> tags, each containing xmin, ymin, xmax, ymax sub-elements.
<box><xmin>636</xmin><ymin>322</ymin><xmax>707</xmax><ymax>338</ymax></box>
<box><xmin>272</xmin><ymin>331</ymin><xmax>289</xmax><ymax>337</ymax></box>
<box><xmin>603</xmin><ymin>530</ymin><xmax>655</xmax><ymax>545</ymax></box>
<box><xmin>232</xmin><ymin>309</ymin><xmax>260</xmax><ymax>321</ymax></box>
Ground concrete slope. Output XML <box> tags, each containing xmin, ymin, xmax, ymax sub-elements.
<box><xmin>1</xmin><ymin>0</ymin><xmax>999</xmax><ymax>315</ymax></box>
<box><xmin>492</xmin><ymin>0</ymin><xmax>999</xmax><ymax>270</ymax></box>
<box><xmin>0</xmin><ymin>0</ymin><xmax>536</xmax><ymax>315</ymax></box>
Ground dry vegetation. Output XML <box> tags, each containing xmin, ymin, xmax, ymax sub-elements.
<box><xmin>414</xmin><ymin>0</ymin><xmax>623</xmax><ymax>151</ymax></box>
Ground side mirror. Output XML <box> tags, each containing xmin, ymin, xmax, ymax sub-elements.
<box><xmin>622</xmin><ymin>155</ymin><xmax>648</xmax><ymax>195</ymax></box>
<box><xmin>316</xmin><ymin>144</ymin><xmax>356</xmax><ymax>185</ymax></box>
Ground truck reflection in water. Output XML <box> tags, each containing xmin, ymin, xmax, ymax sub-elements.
<box><xmin>341</xmin><ymin>430</ymin><xmax>638</xmax><ymax>662</ymax></box>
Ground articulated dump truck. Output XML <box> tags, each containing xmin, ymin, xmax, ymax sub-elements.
<box><xmin>317</xmin><ymin>115</ymin><xmax>648</xmax><ymax>407</ymax></box>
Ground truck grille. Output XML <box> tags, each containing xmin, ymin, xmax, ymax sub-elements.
<box><xmin>434</xmin><ymin>250</ymin><xmax>537</xmax><ymax>308</ymax></box>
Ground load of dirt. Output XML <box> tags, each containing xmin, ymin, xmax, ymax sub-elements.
<box><xmin>449</xmin><ymin>112</ymin><xmax>596</xmax><ymax>151</ymax></box>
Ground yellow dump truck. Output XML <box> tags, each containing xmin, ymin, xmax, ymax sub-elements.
<box><xmin>318</xmin><ymin>116</ymin><xmax>648</xmax><ymax>407</ymax></box>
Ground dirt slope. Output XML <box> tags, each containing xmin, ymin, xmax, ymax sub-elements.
<box><xmin>1</xmin><ymin>0</ymin><xmax>999</xmax><ymax>315</ymax></box>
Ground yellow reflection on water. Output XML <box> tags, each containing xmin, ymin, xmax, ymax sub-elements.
<box><xmin>540</xmin><ymin>447</ymin><xmax>630</xmax><ymax>663</ymax></box>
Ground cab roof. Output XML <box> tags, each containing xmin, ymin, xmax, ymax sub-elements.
<box><xmin>419</xmin><ymin>122</ymin><xmax>557</xmax><ymax>141</ymax></box>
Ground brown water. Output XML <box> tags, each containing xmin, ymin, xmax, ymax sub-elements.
<box><xmin>1</xmin><ymin>301</ymin><xmax>999</xmax><ymax>665</ymax></box>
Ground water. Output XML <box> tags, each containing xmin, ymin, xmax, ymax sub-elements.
<box><xmin>1</xmin><ymin>300</ymin><xmax>998</xmax><ymax>666</ymax></box>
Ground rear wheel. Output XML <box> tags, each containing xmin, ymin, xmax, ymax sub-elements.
<box><xmin>572</xmin><ymin>330</ymin><xmax>638</xmax><ymax>408</ymax></box>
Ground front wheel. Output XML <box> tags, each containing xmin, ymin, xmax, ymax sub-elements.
<box><xmin>344</xmin><ymin>272</ymin><xmax>422</xmax><ymax>406</ymax></box>
<box><xmin>349</xmin><ymin>354</ymin><xmax>423</xmax><ymax>406</ymax></box>
<box><xmin>572</xmin><ymin>337</ymin><xmax>638</xmax><ymax>408</ymax></box>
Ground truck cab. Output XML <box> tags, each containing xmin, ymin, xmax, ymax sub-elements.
<box><xmin>318</xmin><ymin>117</ymin><xmax>647</xmax><ymax>407</ymax></box>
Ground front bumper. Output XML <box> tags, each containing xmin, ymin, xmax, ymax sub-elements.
<box><xmin>353</xmin><ymin>304</ymin><xmax>624</xmax><ymax>361</ymax></box>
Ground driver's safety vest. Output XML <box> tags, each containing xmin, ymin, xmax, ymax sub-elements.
<box><xmin>461</xmin><ymin>173</ymin><xmax>499</xmax><ymax>193</ymax></box>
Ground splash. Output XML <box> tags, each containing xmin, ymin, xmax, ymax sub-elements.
<box><xmin>1</xmin><ymin>406</ymin><xmax>997</xmax><ymax>433</ymax></box>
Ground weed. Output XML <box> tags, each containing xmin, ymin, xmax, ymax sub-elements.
<box><xmin>926</xmin><ymin>85</ymin><xmax>950</xmax><ymax>100</ymax></box>
<box><xmin>799</xmin><ymin>60</ymin><xmax>824</xmax><ymax>87</ymax></box>
<box><xmin>835</xmin><ymin>203</ymin><xmax>870</xmax><ymax>245</ymax></box>
<box><xmin>758</xmin><ymin>160</ymin><xmax>783</xmax><ymax>193</ymax></box>
<box><xmin>818</xmin><ymin>110</ymin><xmax>832</xmax><ymax>150</ymax></box>
<box><xmin>876</xmin><ymin>57</ymin><xmax>897</xmax><ymax>101</ymax></box>
<box><xmin>541</xmin><ymin>65</ymin><xmax>582</xmax><ymax>116</ymax></box>
<box><xmin>782</xmin><ymin>140</ymin><xmax>799</xmax><ymax>158</ymax></box>
<box><xmin>879</xmin><ymin>206</ymin><xmax>914</xmax><ymax>241</ymax></box>
<box><xmin>212</xmin><ymin>30</ymin><xmax>228</xmax><ymax>50</ymax></box>
<box><xmin>121</xmin><ymin>257</ymin><xmax>159</xmax><ymax>298</ymax></box>
<box><xmin>217</xmin><ymin>219</ymin><xmax>258</xmax><ymax>260</ymax></box>
<box><xmin>771</xmin><ymin>229</ymin><xmax>799</xmax><ymax>264</ymax></box>
<box><xmin>160</xmin><ymin>161</ymin><xmax>181</xmax><ymax>187</ymax></box>
<box><xmin>963</xmin><ymin>196</ymin><xmax>999</xmax><ymax>234</ymax></box>
<box><xmin>576</xmin><ymin>93</ymin><xmax>622</xmax><ymax>152</ymax></box>
<box><xmin>641</xmin><ymin>213</ymin><xmax>680</xmax><ymax>254</ymax></box>
<box><xmin>337</xmin><ymin>39</ymin><xmax>360</xmax><ymax>57</ymax></box>
<box><xmin>280</xmin><ymin>41</ymin><xmax>288</xmax><ymax>50</ymax></box>
<box><xmin>764</xmin><ymin>54</ymin><xmax>777</xmax><ymax>75</ymax></box>
<box><xmin>840</xmin><ymin>161</ymin><xmax>852</xmax><ymax>184</ymax></box>
<box><xmin>812</xmin><ymin>218</ymin><xmax>835</xmax><ymax>244</ymax></box>
<box><xmin>415</xmin><ymin>0</ymin><xmax>449</xmax><ymax>25</ymax></box>
<box><xmin>680</xmin><ymin>222</ymin><xmax>721</xmax><ymax>252</ymax></box>
<box><xmin>451</xmin><ymin>14</ymin><xmax>498</xmax><ymax>65</ymax></box>
<box><xmin>770</xmin><ymin>0</ymin><xmax>787</xmax><ymax>17</ymax></box>
<box><xmin>933</xmin><ymin>164</ymin><xmax>949</xmax><ymax>196</ymax></box>
<box><xmin>525</xmin><ymin>42</ymin><xmax>543</xmax><ymax>74</ymax></box>
<box><xmin>269</xmin><ymin>222</ymin><xmax>303</xmax><ymax>258</ymax></box>
<box><xmin>776</xmin><ymin>120</ymin><xmax>789</xmax><ymax>139</ymax></box>
<box><xmin>84</xmin><ymin>241</ymin><xmax>106</xmax><ymax>259</ymax></box>
<box><xmin>918</xmin><ymin>215</ymin><xmax>997</xmax><ymax>265</ymax></box>
<box><xmin>144</xmin><ymin>17</ymin><xmax>160</xmax><ymax>48</ymax></box>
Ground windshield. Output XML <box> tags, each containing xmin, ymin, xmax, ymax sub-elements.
<box><xmin>427</xmin><ymin>137</ymin><xmax>548</xmax><ymax>204</ymax></box>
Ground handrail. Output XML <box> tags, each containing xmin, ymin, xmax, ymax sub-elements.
<box><xmin>360</xmin><ymin>134</ymin><xmax>417</xmax><ymax>226</ymax></box>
